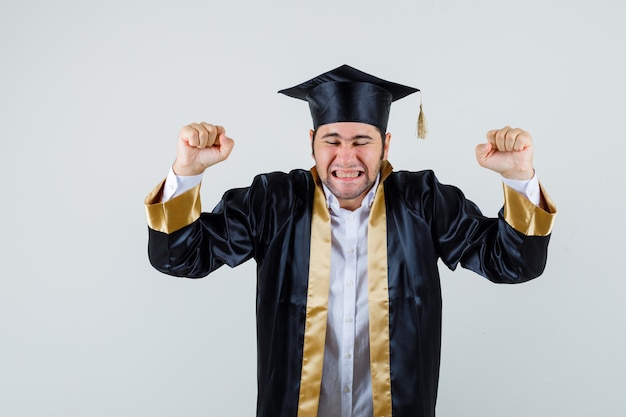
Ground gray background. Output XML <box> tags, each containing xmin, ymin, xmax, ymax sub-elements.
<box><xmin>1</xmin><ymin>0</ymin><xmax>624</xmax><ymax>416</ymax></box>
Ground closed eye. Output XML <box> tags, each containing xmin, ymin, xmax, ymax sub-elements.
<box><xmin>320</xmin><ymin>133</ymin><xmax>376</xmax><ymax>146</ymax></box>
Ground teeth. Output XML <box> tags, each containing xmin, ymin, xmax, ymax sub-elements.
<box><xmin>335</xmin><ymin>171</ymin><xmax>361</xmax><ymax>178</ymax></box>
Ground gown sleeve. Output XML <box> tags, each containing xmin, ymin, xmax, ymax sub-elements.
<box><xmin>427</xmin><ymin>173</ymin><xmax>556</xmax><ymax>283</ymax></box>
<box><xmin>144</xmin><ymin>179</ymin><xmax>257</xmax><ymax>278</ymax></box>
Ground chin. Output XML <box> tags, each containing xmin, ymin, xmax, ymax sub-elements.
<box><xmin>328</xmin><ymin>180</ymin><xmax>371</xmax><ymax>200</ymax></box>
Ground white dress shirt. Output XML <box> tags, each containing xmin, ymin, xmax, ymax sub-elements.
<box><xmin>317</xmin><ymin>178</ymin><xmax>379</xmax><ymax>417</ymax></box>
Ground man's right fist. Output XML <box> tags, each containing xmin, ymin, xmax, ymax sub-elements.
<box><xmin>172</xmin><ymin>122</ymin><xmax>235</xmax><ymax>176</ymax></box>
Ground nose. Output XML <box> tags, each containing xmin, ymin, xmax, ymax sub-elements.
<box><xmin>335</xmin><ymin>144</ymin><xmax>357</xmax><ymax>165</ymax></box>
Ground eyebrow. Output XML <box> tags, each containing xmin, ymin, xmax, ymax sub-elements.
<box><xmin>321</xmin><ymin>132</ymin><xmax>375</xmax><ymax>141</ymax></box>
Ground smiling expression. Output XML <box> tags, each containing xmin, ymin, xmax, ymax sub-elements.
<box><xmin>310</xmin><ymin>122</ymin><xmax>391</xmax><ymax>211</ymax></box>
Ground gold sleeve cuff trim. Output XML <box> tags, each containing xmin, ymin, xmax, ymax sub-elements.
<box><xmin>144</xmin><ymin>180</ymin><xmax>202</xmax><ymax>234</ymax></box>
<box><xmin>503</xmin><ymin>182</ymin><xmax>556</xmax><ymax>236</ymax></box>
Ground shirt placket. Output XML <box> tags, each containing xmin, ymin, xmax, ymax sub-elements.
<box><xmin>341</xmin><ymin>210</ymin><xmax>358</xmax><ymax>417</ymax></box>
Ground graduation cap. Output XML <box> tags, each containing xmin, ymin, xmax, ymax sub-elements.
<box><xmin>278</xmin><ymin>64</ymin><xmax>427</xmax><ymax>138</ymax></box>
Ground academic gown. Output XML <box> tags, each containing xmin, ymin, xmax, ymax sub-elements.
<box><xmin>145</xmin><ymin>161</ymin><xmax>556</xmax><ymax>417</ymax></box>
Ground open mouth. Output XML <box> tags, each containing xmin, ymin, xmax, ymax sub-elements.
<box><xmin>332</xmin><ymin>170</ymin><xmax>364</xmax><ymax>179</ymax></box>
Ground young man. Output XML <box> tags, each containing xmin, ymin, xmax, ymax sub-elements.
<box><xmin>145</xmin><ymin>65</ymin><xmax>556</xmax><ymax>417</ymax></box>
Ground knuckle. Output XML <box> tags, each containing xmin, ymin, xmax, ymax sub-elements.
<box><xmin>180</xmin><ymin>125</ymin><xmax>194</xmax><ymax>136</ymax></box>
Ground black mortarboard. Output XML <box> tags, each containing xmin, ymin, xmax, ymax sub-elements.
<box><xmin>278</xmin><ymin>64</ymin><xmax>425</xmax><ymax>136</ymax></box>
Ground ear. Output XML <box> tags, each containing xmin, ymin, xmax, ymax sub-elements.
<box><xmin>382</xmin><ymin>132</ymin><xmax>392</xmax><ymax>160</ymax></box>
<box><xmin>309</xmin><ymin>129</ymin><xmax>315</xmax><ymax>159</ymax></box>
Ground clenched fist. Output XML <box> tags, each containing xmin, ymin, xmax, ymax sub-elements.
<box><xmin>172</xmin><ymin>122</ymin><xmax>235</xmax><ymax>176</ymax></box>
<box><xmin>475</xmin><ymin>126</ymin><xmax>535</xmax><ymax>180</ymax></box>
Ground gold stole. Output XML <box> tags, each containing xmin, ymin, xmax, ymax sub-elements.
<box><xmin>297</xmin><ymin>163</ymin><xmax>393</xmax><ymax>417</ymax></box>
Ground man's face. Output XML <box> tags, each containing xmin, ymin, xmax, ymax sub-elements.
<box><xmin>310</xmin><ymin>122</ymin><xmax>391</xmax><ymax>211</ymax></box>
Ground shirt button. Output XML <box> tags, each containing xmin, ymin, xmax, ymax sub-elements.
<box><xmin>346</xmin><ymin>317</ymin><xmax>353</xmax><ymax>323</ymax></box>
<box><xmin>345</xmin><ymin>353</ymin><xmax>352</xmax><ymax>359</ymax></box>
<box><xmin>343</xmin><ymin>386</ymin><xmax>351</xmax><ymax>393</ymax></box>
<box><xmin>346</xmin><ymin>280</ymin><xmax>354</xmax><ymax>286</ymax></box>
<box><xmin>347</xmin><ymin>248</ymin><xmax>354</xmax><ymax>255</ymax></box>
<box><xmin>348</xmin><ymin>214</ymin><xmax>354</xmax><ymax>221</ymax></box>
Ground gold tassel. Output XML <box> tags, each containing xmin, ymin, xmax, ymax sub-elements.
<box><xmin>417</xmin><ymin>91</ymin><xmax>428</xmax><ymax>139</ymax></box>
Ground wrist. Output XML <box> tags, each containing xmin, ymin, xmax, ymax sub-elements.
<box><xmin>172</xmin><ymin>161</ymin><xmax>205</xmax><ymax>177</ymax></box>
<box><xmin>501</xmin><ymin>168</ymin><xmax>535</xmax><ymax>181</ymax></box>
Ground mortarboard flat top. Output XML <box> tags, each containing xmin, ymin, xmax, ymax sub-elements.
<box><xmin>278</xmin><ymin>64</ymin><xmax>419</xmax><ymax>132</ymax></box>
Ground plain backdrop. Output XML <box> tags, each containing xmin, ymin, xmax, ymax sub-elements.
<box><xmin>1</xmin><ymin>0</ymin><xmax>624</xmax><ymax>416</ymax></box>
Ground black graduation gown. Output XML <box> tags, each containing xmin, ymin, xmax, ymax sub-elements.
<box><xmin>145</xmin><ymin>161</ymin><xmax>556</xmax><ymax>417</ymax></box>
